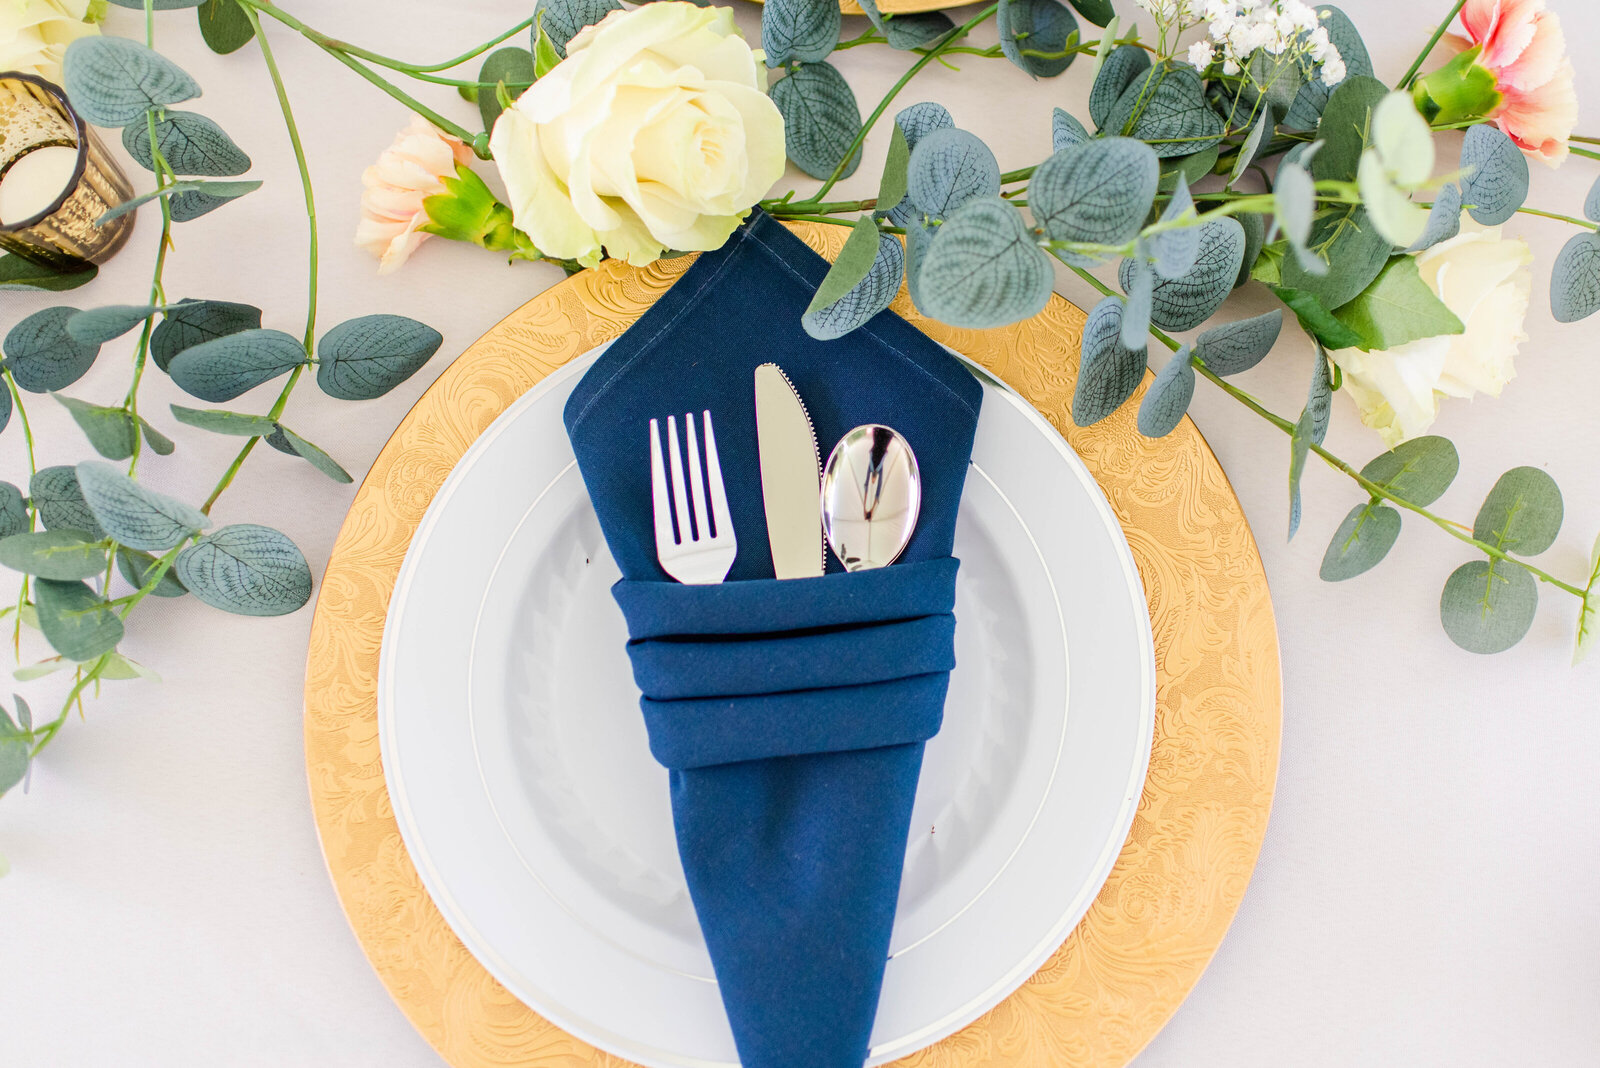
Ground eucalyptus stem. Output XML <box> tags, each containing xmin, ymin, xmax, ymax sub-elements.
<box><xmin>305</xmin><ymin>14</ymin><xmax>535</xmax><ymax>74</ymax></box>
<box><xmin>1398</xmin><ymin>0</ymin><xmax>1468</xmax><ymax>89</ymax></box>
<box><xmin>4</xmin><ymin>372</ymin><xmax>34</xmax><ymax>658</ymax></box>
<box><xmin>124</xmin><ymin>111</ymin><xmax>177</xmax><ymax>474</ymax></box>
<box><xmin>1512</xmin><ymin>206</ymin><xmax>1598</xmax><ymax>230</ymax></box>
<box><xmin>1064</xmin><ymin>261</ymin><xmax>1587</xmax><ymax>598</ymax></box>
<box><xmin>808</xmin><ymin>3</ymin><xmax>1000</xmax><ymax>203</ymax></box>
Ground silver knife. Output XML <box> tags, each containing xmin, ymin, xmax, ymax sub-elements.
<box><xmin>754</xmin><ymin>363</ymin><xmax>824</xmax><ymax>579</ymax></box>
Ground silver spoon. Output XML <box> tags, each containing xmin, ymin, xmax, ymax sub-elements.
<box><xmin>821</xmin><ymin>424</ymin><xmax>921</xmax><ymax>571</ymax></box>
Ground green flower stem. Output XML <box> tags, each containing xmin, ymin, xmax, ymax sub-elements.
<box><xmin>1399</xmin><ymin>0</ymin><xmax>1468</xmax><ymax>90</ymax></box>
<box><xmin>1569</xmin><ymin>135</ymin><xmax>1600</xmax><ymax>145</ymax></box>
<box><xmin>297</xmin><ymin>14</ymin><xmax>536</xmax><ymax>74</ymax></box>
<box><xmin>123</xmin><ymin>110</ymin><xmax>178</xmax><ymax>474</ymax></box>
<box><xmin>28</xmin><ymin>663</ymin><xmax>101</xmax><ymax>758</ymax></box>
<box><xmin>809</xmin><ymin>3</ymin><xmax>1000</xmax><ymax>204</ymax></box>
<box><xmin>1567</xmin><ymin>146</ymin><xmax>1600</xmax><ymax>162</ymax></box>
<box><xmin>4</xmin><ymin>371</ymin><xmax>35</xmax><ymax>657</ymax></box>
<box><xmin>1065</xmin><ymin>261</ymin><xmax>1587</xmax><ymax>598</ymax></box>
<box><xmin>1511</xmin><ymin>206</ymin><xmax>1598</xmax><ymax>230</ymax></box>
<box><xmin>1000</xmin><ymin>167</ymin><xmax>1035</xmax><ymax>184</ymax></box>
<box><xmin>765</xmin><ymin>196</ymin><xmax>878</xmax><ymax>216</ymax></box>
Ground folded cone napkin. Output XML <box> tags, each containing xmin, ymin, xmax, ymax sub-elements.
<box><xmin>563</xmin><ymin>212</ymin><xmax>983</xmax><ymax>1068</ymax></box>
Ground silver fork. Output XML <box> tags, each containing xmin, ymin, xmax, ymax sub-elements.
<box><xmin>649</xmin><ymin>411</ymin><xmax>736</xmax><ymax>584</ymax></box>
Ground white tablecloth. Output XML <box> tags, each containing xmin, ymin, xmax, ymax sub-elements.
<box><xmin>6</xmin><ymin>2</ymin><xmax>1597</xmax><ymax>1064</ymax></box>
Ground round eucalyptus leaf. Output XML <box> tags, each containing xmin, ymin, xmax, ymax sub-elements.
<box><xmin>1320</xmin><ymin>502</ymin><xmax>1402</xmax><ymax>582</ymax></box>
<box><xmin>914</xmin><ymin>197</ymin><xmax>1053</xmax><ymax>328</ymax></box>
<box><xmin>31</xmin><ymin>466</ymin><xmax>103</xmax><ymax>539</ymax></box>
<box><xmin>1148</xmin><ymin>177</ymin><xmax>1199</xmax><ymax>279</ymax></box>
<box><xmin>1473</xmin><ymin>466</ymin><xmax>1563</xmax><ymax>556</ymax></box>
<box><xmin>771</xmin><ymin>62</ymin><xmax>862</xmax><ymax>181</ymax></box>
<box><xmin>269</xmin><ymin>426</ymin><xmax>355</xmax><ymax>484</ymax></box>
<box><xmin>198</xmin><ymin>0</ymin><xmax>255</xmax><ymax>55</ymax></box>
<box><xmin>855</xmin><ymin>0</ymin><xmax>955</xmax><ymax>49</ymax></box>
<box><xmin>1137</xmin><ymin>344</ymin><xmax>1194</xmax><ymax>438</ymax></box>
<box><xmin>3</xmin><ymin>307</ymin><xmax>101</xmax><ymax>393</ymax></box>
<box><xmin>1064</xmin><ymin>0</ymin><xmax>1112</xmax><ymax>25</ymax></box>
<box><xmin>1550</xmin><ymin>231</ymin><xmax>1600</xmax><ymax>324</ymax></box>
<box><xmin>140</xmin><ymin>418</ymin><xmax>175</xmax><ymax>457</ymax></box>
<box><xmin>1273</xmin><ymin>161</ymin><xmax>1320</xmax><ymax>272</ymax></box>
<box><xmin>62</xmin><ymin>36</ymin><xmax>201</xmax><ymax>127</ymax></box>
<box><xmin>885</xmin><ymin>103</ymin><xmax>954</xmax><ymax>224</ymax></box>
<box><xmin>168</xmin><ymin>328</ymin><xmax>307</xmax><ymax>402</ymax></box>
<box><xmin>0</xmin><ymin>529</ymin><xmax>107</xmax><ymax>580</ymax></box>
<box><xmin>476</xmin><ymin>48</ymin><xmax>536</xmax><ymax>133</ymax></box>
<box><xmin>1073</xmin><ymin>296</ymin><xmax>1146</xmax><ymax>426</ymax></box>
<box><xmin>803</xmin><ymin>227</ymin><xmax>905</xmax><ymax>341</ymax></box>
<box><xmin>1305</xmin><ymin>346</ymin><xmax>1332</xmax><ymax>446</ymax></box>
<box><xmin>1440</xmin><ymin>560</ymin><xmax>1537</xmax><ymax>654</ymax></box>
<box><xmin>1120</xmin><ymin>256</ymin><xmax>1153</xmax><ymax>351</ymax></box>
<box><xmin>176</xmin><ymin>524</ymin><xmax>313</xmax><ymax>617</ymax></box>
<box><xmin>122</xmin><ymin>111</ymin><xmax>251</xmax><ymax>176</ymax></box>
<box><xmin>903</xmin><ymin>215</ymin><xmax>934</xmax><ymax>310</ymax></box>
<box><xmin>0</xmin><ymin>254</ymin><xmax>97</xmax><ymax>293</ymax></box>
<box><xmin>0</xmin><ymin>379</ymin><xmax>9</xmax><ymax>436</ymax></box>
<box><xmin>907</xmin><ymin>127</ymin><xmax>1000</xmax><ymax>219</ymax></box>
<box><xmin>1408</xmin><ymin>182</ymin><xmax>1462</xmax><ymax>253</ymax></box>
<box><xmin>998</xmin><ymin>0</ymin><xmax>1078</xmax><ymax>79</ymax></box>
<box><xmin>66</xmin><ymin>304</ymin><xmax>161</xmax><ymax>346</ymax></box>
<box><xmin>1359</xmin><ymin>435</ymin><xmax>1459</xmax><ymax>505</ymax></box>
<box><xmin>116</xmin><ymin>547</ymin><xmax>187</xmax><ymax>598</ymax></box>
<box><xmin>1459</xmin><ymin>123</ymin><xmax>1529</xmax><ymax>226</ymax></box>
<box><xmin>1281</xmin><ymin>5</ymin><xmax>1374</xmax><ymax>128</ymax></box>
<box><xmin>1051</xmin><ymin>107</ymin><xmax>1089</xmax><ymax>151</ymax></box>
<box><xmin>1120</xmin><ymin>216</ymin><xmax>1244</xmax><ymax>331</ymax></box>
<box><xmin>54</xmin><ymin>395</ymin><xmax>138</xmax><ymax>461</ymax></box>
<box><xmin>1586</xmin><ymin>173</ymin><xmax>1600</xmax><ymax>224</ymax></box>
<box><xmin>1104</xmin><ymin>63</ymin><xmax>1224</xmax><ymax>158</ymax></box>
<box><xmin>1235</xmin><ymin>211</ymin><xmax>1265</xmax><ymax>289</ymax></box>
<box><xmin>762</xmin><ymin>0</ymin><xmax>840</xmax><ymax>66</ymax></box>
<box><xmin>75</xmin><ymin>461</ymin><xmax>209</xmax><ymax>552</ymax></box>
<box><xmin>151</xmin><ymin>299</ymin><xmax>263</xmax><ymax>371</ymax></box>
<box><xmin>535</xmin><ymin>0</ymin><xmax>622</xmax><ymax>56</ymax></box>
<box><xmin>169</xmin><ymin>181</ymin><xmax>259</xmax><ymax>222</ymax></box>
<box><xmin>1312</xmin><ymin>75</ymin><xmax>1388</xmax><ymax>182</ymax></box>
<box><xmin>316</xmin><ymin>314</ymin><xmax>445</xmax><ymax>401</ymax></box>
<box><xmin>1089</xmin><ymin>45</ymin><xmax>1150</xmax><ymax>129</ymax></box>
<box><xmin>1280</xmin><ymin>207</ymin><xmax>1390</xmax><ymax>310</ymax></box>
<box><xmin>1030</xmin><ymin>137</ymin><xmax>1159</xmax><ymax>250</ymax></box>
<box><xmin>34</xmin><ymin>579</ymin><xmax>124</xmax><ymax>662</ymax></box>
<box><xmin>0</xmin><ymin>482</ymin><xmax>26</xmax><ymax>540</ymax></box>
<box><xmin>1195</xmin><ymin>309</ymin><xmax>1283</xmax><ymax>375</ymax></box>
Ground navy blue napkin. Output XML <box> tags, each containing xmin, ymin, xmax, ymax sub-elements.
<box><xmin>563</xmin><ymin>211</ymin><xmax>982</xmax><ymax>1068</ymax></box>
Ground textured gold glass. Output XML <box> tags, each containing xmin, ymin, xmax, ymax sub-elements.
<box><xmin>0</xmin><ymin>73</ymin><xmax>135</xmax><ymax>270</ymax></box>
<box><xmin>304</xmin><ymin>222</ymin><xmax>1283</xmax><ymax>1068</ymax></box>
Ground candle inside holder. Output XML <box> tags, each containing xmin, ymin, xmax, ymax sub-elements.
<box><xmin>0</xmin><ymin>144</ymin><xmax>79</xmax><ymax>225</ymax></box>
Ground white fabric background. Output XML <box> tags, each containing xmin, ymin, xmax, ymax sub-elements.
<box><xmin>5</xmin><ymin>2</ymin><xmax>1597</xmax><ymax>1065</ymax></box>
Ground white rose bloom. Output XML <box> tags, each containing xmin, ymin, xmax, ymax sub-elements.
<box><xmin>489</xmin><ymin>2</ymin><xmax>786</xmax><ymax>268</ymax></box>
<box><xmin>0</xmin><ymin>0</ymin><xmax>99</xmax><ymax>84</ymax></box>
<box><xmin>1329</xmin><ymin>219</ymin><xmax>1532</xmax><ymax>446</ymax></box>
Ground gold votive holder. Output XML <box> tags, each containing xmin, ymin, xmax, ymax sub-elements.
<box><xmin>0</xmin><ymin>72</ymin><xmax>136</xmax><ymax>271</ymax></box>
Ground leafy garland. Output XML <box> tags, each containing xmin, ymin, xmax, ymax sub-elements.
<box><xmin>3</xmin><ymin>0</ymin><xmax>1599</xmax><ymax>801</ymax></box>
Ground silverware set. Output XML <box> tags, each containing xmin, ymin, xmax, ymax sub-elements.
<box><xmin>649</xmin><ymin>364</ymin><xmax>921</xmax><ymax>585</ymax></box>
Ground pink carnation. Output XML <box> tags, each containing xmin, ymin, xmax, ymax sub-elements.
<box><xmin>355</xmin><ymin>118</ymin><xmax>476</xmax><ymax>273</ymax></box>
<box><xmin>1455</xmin><ymin>0</ymin><xmax>1578</xmax><ymax>166</ymax></box>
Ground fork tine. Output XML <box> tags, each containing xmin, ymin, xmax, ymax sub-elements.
<box><xmin>683</xmin><ymin>412</ymin><xmax>710</xmax><ymax>544</ymax></box>
<box><xmin>649</xmin><ymin>418</ymin><xmax>676</xmax><ymax>550</ymax></box>
<box><xmin>666</xmin><ymin>415</ymin><xmax>693</xmax><ymax>543</ymax></box>
<box><xmin>701</xmin><ymin>410</ymin><xmax>733</xmax><ymax>543</ymax></box>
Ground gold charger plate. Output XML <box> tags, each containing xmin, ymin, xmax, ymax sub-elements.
<box><xmin>304</xmin><ymin>221</ymin><xmax>1282</xmax><ymax>1067</ymax></box>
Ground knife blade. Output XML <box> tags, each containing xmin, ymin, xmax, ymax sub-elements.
<box><xmin>753</xmin><ymin>363</ymin><xmax>824</xmax><ymax>579</ymax></box>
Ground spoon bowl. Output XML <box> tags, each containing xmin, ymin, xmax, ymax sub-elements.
<box><xmin>821</xmin><ymin>424</ymin><xmax>921</xmax><ymax>571</ymax></box>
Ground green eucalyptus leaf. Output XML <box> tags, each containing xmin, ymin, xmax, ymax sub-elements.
<box><xmin>1120</xmin><ymin>255</ymin><xmax>1153</xmax><ymax>351</ymax></box>
<box><xmin>0</xmin><ymin>254</ymin><xmax>97</xmax><ymax>292</ymax></box>
<box><xmin>34</xmin><ymin>578</ymin><xmax>124</xmax><ymax>662</ymax></box>
<box><xmin>266</xmin><ymin>426</ymin><xmax>353</xmax><ymax>484</ymax></box>
<box><xmin>116</xmin><ymin>547</ymin><xmax>187</xmax><ymax>598</ymax></box>
<box><xmin>1360</xmin><ymin>435</ymin><xmax>1459</xmax><ymax>506</ymax></box>
<box><xmin>1104</xmin><ymin>63</ymin><xmax>1224</xmax><ymax>159</ymax></box>
<box><xmin>1359</xmin><ymin>148</ymin><xmax>1428</xmax><ymax>248</ymax></box>
<box><xmin>0</xmin><ymin>483</ymin><xmax>27</xmax><ymax>540</ymax></box>
<box><xmin>1473</xmin><ymin>466</ymin><xmax>1562</xmax><ymax>556</ymax></box>
<box><xmin>1120</xmin><ymin>216</ymin><xmax>1244</xmax><ymax>330</ymax></box>
<box><xmin>31</xmin><ymin>466</ymin><xmax>104</xmax><ymax>539</ymax></box>
<box><xmin>1065</xmin><ymin>0</ymin><xmax>1112</xmax><ymax>26</ymax></box>
<box><xmin>316</xmin><ymin>314</ymin><xmax>444</xmax><ymax>401</ymax></box>
<box><xmin>1332</xmin><ymin>255</ymin><xmax>1463</xmax><ymax>352</ymax></box>
<box><xmin>66</xmin><ymin>303</ymin><xmax>162</xmax><ymax>346</ymax></box>
<box><xmin>772</xmin><ymin>62</ymin><xmax>862</xmax><ymax>181</ymax></box>
<box><xmin>1459</xmin><ymin>123</ymin><xmax>1528</xmax><ymax>226</ymax></box>
<box><xmin>53</xmin><ymin>394</ymin><xmax>138</xmax><ymax>460</ymax></box>
<box><xmin>198</xmin><ymin>0</ymin><xmax>255</xmax><ymax>54</ymax></box>
<box><xmin>998</xmin><ymin>0</ymin><xmax>1078</xmax><ymax>79</ymax></box>
<box><xmin>1320</xmin><ymin>501</ymin><xmax>1403</xmax><ymax>581</ymax></box>
<box><xmin>876</xmin><ymin>125</ymin><xmax>911</xmax><ymax>215</ymax></box>
<box><xmin>0</xmin><ymin>379</ymin><xmax>9</xmax><ymax>436</ymax></box>
<box><xmin>1272</xmin><ymin>285</ymin><xmax>1369</xmax><ymax>349</ymax></box>
<box><xmin>75</xmin><ymin>461</ymin><xmax>209</xmax><ymax>552</ymax></box>
<box><xmin>1282</xmin><ymin>5</ymin><xmax>1373</xmax><ymax>128</ymax></box>
<box><xmin>907</xmin><ymin>127</ymin><xmax>1000</xmax><ymax>219</ymax></box>
<box><xmin>1230</xmin><ymin>109</ymin><xmax>1269</xmax><ymax>186</ymax></box>
<box><xmin>1089</xmin><ymin>45</ymin><xmax>1150</xmax><ymax>130</ymax></box>
<box><xmin>139</xmin><ymin>417</ymin><xmax>174</xmax><ymax>456</ymax></box>
<box><xmin>884</xmin><ymin>103</ymin><xmax>952</xmax><ymax>225</ymax></box>
<box><xmin>1549</xmin><ymin>231</ymin><xmax>1600</xmax><ymax>324</ymax></box>
<box><xmin>856</xmin><ymin>0</ymin><xmax>955</xmax><ymax>50</ymax></box>
<box><xmin>533</xmin><ymin>18</ymin><xmax>562</xmax><ymax>77</ymax></box>
<box><xmin>1441</xmin><ymin>560</ymin><xmax>1537</xmax><ymax>654</ymax></box>
<box><xmin>1051</xmin><ymin>107</ymin><xmax>1089</xmax><ymax>151</ymax></box>
<box><xmin>3</xmin><ymin>306</ymin><xmax>101</xmax><ymax>392</ymax></box>
<box><xmin>1073</xmin><ymin>296</ymin><xmax>1145</xmax><ymax>426</ymax></box>
<box><xmin>913</xmin><ymin>196</ymin><xmax>1053</xmax><ymax>328</ymax></box>
<box><xmin>0</xmin><ymin>698</ymin><xmax>29</xmax><ymax>796</ymax></box>
<box><xmin>1148</xmin><ymin>177</ymin><xmax>1198</xmax><ymax>279</ymax></box>
<box><xmin>1137</xmin><ymin>343</ymin><xmax>1194</xmax><ymax>438</ymax></box>
<box><xmin>97</xmin><ymin>651</ymin><xmax>159</xmax><ymax>681</ymax></box>
<box><xmin>534</xmin><ymin>0</ymin><xmax>622</xmax><ymax>56</ymax></box>
<box><xmin>0</xmin><ymin>530</ymin><xmax>107</xmax><ymax>581</ymax></box>
<box><xmin>151</xmin><ymin>299</ymin><xmax>262</xmax><ymax>371</ymax></box>
<box><xmin>477</xmin><ymin>48</ymin><xmax>536</xmax><ymax>132</ymax></box>
<box><xmin>176</xmin><ymin>523</ymin><xmax>312</xmax><ymax>617</ymax></box>
<box><xmin>1304</xmin><ymin>345</ymin><xmax>1332</xmax><ymax>446</ymax></box>
<box><xmin>1586</xmin><ymin>175</ymin><xmax>1600</xmax><ymax>225</ymax></box>
<box><xmin>169</xmin><ymin>404</ymin><xmax>277</xmax><ymax>436</ymax></box>
<box><xmin>168</xmin><ymin>328</ymin><xmax>307</xmax><ymax>402</ymax></box>
<box><xmin>1157</xmin><ymin>144</ymin><xmax>1219</xmax><ymax>193</ymax></box>
<box><xmin>803</xmin><ymin>217</ymin><xmax>898</xmax><ymax>339</ymax></box>
<box><xmin>122</xmin><ymin>111</ymin><xmax>251</xmax><ymax>176</ymax></box>
<box><xmin>1030</xmin><ymin>137</ymin><xmax>1158</xmax><ymax>257</ymax></box>
<box><xmin>1408</xmin><ymin>182</ymin><xmax>1462</xmax><ymax>252</ymax></box>
<box><xmin>1288</xmin><ymin>405</ymin><xmax>1312</xmax><ymax>540</ymax></box>
<box><xmin>62</xmin><ymin>36</ymin><xmax>201</xmax><ymax>127</ymax></box>
<box><xmin>1311</xmin><ymin>75</ymin><xmax>1388</xmax><ymax>183</ymax></box>
<box><xmin>97</xmin><ymin>179</ymin><xmax>261</xmax><ymax>225</ymax></box>
<box><xmin>762</xmin><ymin>0</ymin><xmax>840</xmax><ymax>67</ymax></box>
<box><xmin>1236</xmin><ymin>210</ymin><xmax>1265</xmax><ymax>289</ymax></box>
<box><xmin>1280</xmin><ymin>206</ymin><xmax>1391</xmax><ymax>310</ymax></box>
<box><xmin>1194</xmin><ymin>309</ymin><xmax>1283</xmax><ymax>375</ymax></box>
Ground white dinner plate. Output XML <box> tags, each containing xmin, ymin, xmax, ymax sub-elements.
<box><xmin>379</xmin><ymin>345</ymin><xmax>1156</xmax><ymax>1067</ymax></box>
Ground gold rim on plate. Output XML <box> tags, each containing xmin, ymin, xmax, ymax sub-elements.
<box><xmin>303</xmin><ymin>222</ymin><xmax>1282</xmax><ymax>1068</ymax></box>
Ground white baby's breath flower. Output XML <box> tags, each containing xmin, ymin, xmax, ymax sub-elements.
<box><xmin>1187</xmin><ymin>40</ymin><xmax>1215</xmax><ymax>69</ymax></box>
<box><xmin>1200</xmin><ymin>0</ymin><xmax>1345</xmax><ymax>88</ymax></box>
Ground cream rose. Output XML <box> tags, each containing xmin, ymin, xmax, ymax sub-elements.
<box><xmin>1</xmin><ymin>0</ymin><xmax>99</xmax><ymax>84</ymax></box>
<box><xmin>489</xmin><ymin>2</ymin><xmax>785</xmax><ymax>268</ymax></box>
<box><xmin>1330</xmin><ymin>219</ymin><xmax>1532</xmax><ymax>447</ymax></box>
